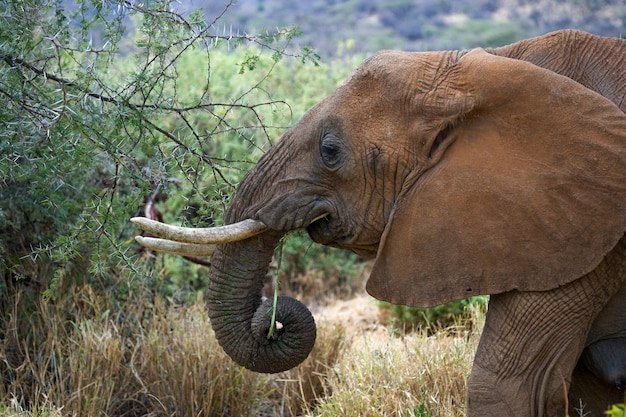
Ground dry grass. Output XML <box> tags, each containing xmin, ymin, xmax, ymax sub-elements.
<box><xmin>0</xmin><ymin>285</ymin><xmax>482</xmax><ymax>417</ymax></box>
<box><xmin>312</xmin><ymin>329</ymin><xmax>478</xmax><ymax>417</ymax></box>
<box><xmin>309</xmin><ymin>300</ymin><xmax>482</xmax><ymax>417</ymax></box>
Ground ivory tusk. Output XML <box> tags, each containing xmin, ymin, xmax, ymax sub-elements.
<box><xmin>135</xmin><ymin>236</ymin><xmax>216</xmax><ymax>256</ymax></box>
<box><xmin>130</xmin><ymin>217</ymin><xmax>268</xmax><ymax>244</ymax></box>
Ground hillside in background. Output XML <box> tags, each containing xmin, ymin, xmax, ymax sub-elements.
<box><xmin>185</xmin><ymin>0</ymin><xmax>624</xmax><ymax>57</ymax></box>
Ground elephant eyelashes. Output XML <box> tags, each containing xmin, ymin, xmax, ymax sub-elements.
<box><xmin>320</xmin><ymin>134</ymin><xmax>344</xmax><ymax>170</ymax></box>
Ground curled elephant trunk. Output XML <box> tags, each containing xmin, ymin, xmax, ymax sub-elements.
<box><xmin>206</xmin><ymin>231</ymin><xmax>316</xmax><ymax>373</ymax></box>
<box><xmin>131</xmin><ymin>216</ymin><xmax>318</xmax><ymax>373</ymax></box>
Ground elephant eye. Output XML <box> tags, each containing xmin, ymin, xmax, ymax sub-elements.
<box><xmin>320</xmin><ymin>134</ymin><xmax>344</xmax><ymax>170</ymax></box>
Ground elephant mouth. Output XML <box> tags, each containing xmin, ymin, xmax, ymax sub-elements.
<box><xmin>306</xmin><ymin>215</ymin><xmax>335</xmax><ymax>243</ymax></box>
<box><xmin>307</xmin><ymin>216</ymin><xmax>378</xmax><ymax>258</ymax></box>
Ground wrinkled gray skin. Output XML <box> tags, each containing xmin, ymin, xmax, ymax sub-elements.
<box><xmin>207</xmin><ymin>30</ymin><xmax>626</xmax><ymax>416</ymax></box>
<box><xmin>581</xmin><ymin>285</ymin><xmax>626</xmax><ymax>389</ymax></box>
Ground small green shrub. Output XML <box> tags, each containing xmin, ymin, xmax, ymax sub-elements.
<box><xmin>378</xmin><ymin>296</ymin><xmax>488</xmax><ymax>334</ymax></box>
<box><xmin>605</xmin><ymin>403</ymin><xmax>626</xmax><ymax>417</ymax></box>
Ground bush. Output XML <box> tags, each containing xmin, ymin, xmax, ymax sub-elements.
<box><xmin>378</xmin><ymin>296</ymin><xmax>489</xmax><ymax>334</ymax></box>
<box><xmin>0</xmin><ymin>0</ymin><xmax>336</xmax><ymax>302</ymax></box>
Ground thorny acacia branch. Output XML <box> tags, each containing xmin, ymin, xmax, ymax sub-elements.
<box><xmin>0</xmin><ymin>53</ymin><xmax>289</xmax><ymax>113</ymax></box>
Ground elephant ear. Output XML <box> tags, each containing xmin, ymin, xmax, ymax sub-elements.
<box><xmin>367</xmin><ymin>49</ymin><xmax>626</xmax><ymax>308</ymax></box>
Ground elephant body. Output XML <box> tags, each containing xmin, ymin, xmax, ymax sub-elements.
<box><xmin>484</xmin><ymin>29</ymin><xmax>626</xmax><ymax>415</ymax></box>
<box><xmin>157</xmin><ymin>30</ymin><xmax>626</xmax><ymax>417</ymax></box>
<box><xmin>493</xmin><ymin>31</ymin><xmax>626</xmax><ymax>414</ymax></box>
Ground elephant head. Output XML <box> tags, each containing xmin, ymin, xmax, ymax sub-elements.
<box><xmin>133</xmin><ymin>30</ymin><xmax>626</xmax><ymax>414</ymax></box>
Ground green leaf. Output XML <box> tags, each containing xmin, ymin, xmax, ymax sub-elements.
<box><xmin>605</xmin><ymin>404</ymin><xmax>626</xmax><ymax>417</ymax></box>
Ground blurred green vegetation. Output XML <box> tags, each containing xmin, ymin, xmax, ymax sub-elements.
<box><xmin>379</xmin><ymin>296</ymin><xmax>489</xmax><ymax>335</ymax></box>
<box><xmin>605</xmin><ymin>403</ymin><xmax>626</xmax><ymax>417</ymax></box>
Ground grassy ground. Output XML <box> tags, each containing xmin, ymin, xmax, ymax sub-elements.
<box><xmin>0</xmin><ymin>286</ymin><xmax>482</xmax><ymax>416</ymax></box>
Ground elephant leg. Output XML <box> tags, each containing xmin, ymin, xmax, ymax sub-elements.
<box><xmin>466</xmin><ymin>268</ymin><xmax>624</xmax><ymax>417</ymax></box>
<box><xmin>467</xmin><ymin>237</ymin><xmax>626</xmax><ymax>417</ymax></box>
<box><xmin>467</xmin><ymin>291</ymin><xmax>586</xmax><ymax>417</ymax></box>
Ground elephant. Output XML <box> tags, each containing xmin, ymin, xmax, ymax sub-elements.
<box><xmin>132</xmin><ymin>30</ymin><xmax>626</xmax><ymax>417</ymax></box>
